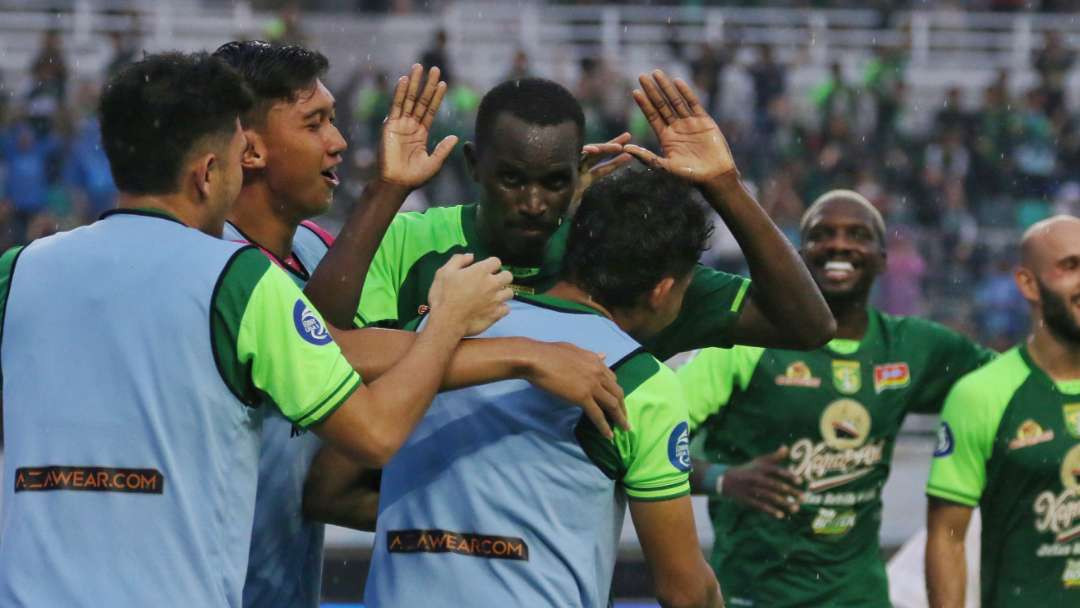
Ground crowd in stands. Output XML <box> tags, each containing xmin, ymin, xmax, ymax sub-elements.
<box><xmin>2</xmin><ymin>12</ymin><xmax>1078</xmax><ymax>351</ymax></box>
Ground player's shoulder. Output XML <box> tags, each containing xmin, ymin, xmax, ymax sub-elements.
<box><xmin>878</xmin><ymin>310</ymin><xmax>981</xmax><ymax>350</ymax></box>
<box><xmin>615</xmin><ymin>349</ymin><xmax>677</xmax><ymax>401</ymax></box>
<box><xmin>384</xmin><ymin>204</ymin><xmax>469</xmax><ymax>251</ymax></box>
<box><xmin>945</xmin><ymin>347</ymin><xmax>1029</xmax><ymax>411</ymax></box>
<box><xmin>297</xmin><ymin>220</ymin><xmax>335</xmax><ymax>248</ymax></box>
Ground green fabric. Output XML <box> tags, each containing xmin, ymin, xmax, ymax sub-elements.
<box><xmin>681</xmin><ymin>309</ymin><xmax>995</xmax><ymax>607</ymax></box>
<box><xmin>827</xmin><ymin>338</ymin><xmax>860</xmax><ymax>355</ymax></box>
<box><xmin>355</xmin><ymin>204</ymin><xmax>751</xmax><ymax>359</ymax></box>
<box><xmin>0</xmin><ymin>246</ymin><xmax>25</xmax><ymax>392</ymax></box>
<box><xmin>928</xmin><ymin>346</ymin><xmax>1080</xmax><ymax>606</ymax></box>
<box><xmin>214</xmin><ymin>249</ymin><xmax>361</xmax><ymax>427</ymax></box>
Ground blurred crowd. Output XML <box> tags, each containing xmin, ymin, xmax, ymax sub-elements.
<box><xmin>3</xmin><ymin>15</ymin><xmax>1079</xmax><ymax>351</ymax></box>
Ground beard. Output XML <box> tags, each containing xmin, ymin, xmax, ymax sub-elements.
<box><xmin>1038</xmin><ymin>279</ymin><xmax>1080</xmax><ymax>345</ymax></box>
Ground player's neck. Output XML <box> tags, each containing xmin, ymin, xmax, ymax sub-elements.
<box><xmin>545</xmin><ymin>281</ymin><xmax>653</xmax><ymax>339</ymax></box>
<box><xmin>229</xmin><ymin>184</ymin><xmax>298</xmax><ymax>260</ymax></box>
<box><xmin>828</xmin><ymin>298</ymin><xmax>871</xmax><ymax>341</ymax></box>
<box><xmin>1027</xmin><ymin>323</ymin><xmax>1080</xmax><ymax>382</ymax></box>
<box><xmin>116</xmin><ymin>193</ymin><xmax>205</xmax><ymax>233</ymax></box>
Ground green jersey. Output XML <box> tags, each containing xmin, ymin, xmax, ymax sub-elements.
<box><xmin>927</xmin><ymin>346</ymin><xmax>1080</xmax><ymax>606</ymax></box>
<box><xmin>356</xmin><ymin>204</ymin><xmax>750</xmax><ymax>360</ymax></box>
<box><xmin>678</xmin><ymin>309</ymin><xmax>994</xmax><ymax>607</ymax></box>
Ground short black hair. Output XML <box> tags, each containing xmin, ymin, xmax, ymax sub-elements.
<box><xmin>475</xmin><ymin>77</ymin><xmax>584</xmax><ymax>152</ymax></box>
<box><xmin>212</xmin><ymin>40</ymin><xmax>329</xmax><ymax>126</ymax></box>
<box><xmin>100</xmin><ymin>52</ymin><xmax>253</xmax><ymax>195</ymax></box>
<box><xmin>562</xmin><ymin>169</ymin><xmax>712</xmax><ymax>311</ymax></box>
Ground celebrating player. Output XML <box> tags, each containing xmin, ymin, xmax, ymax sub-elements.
<box><xmin>212</xmin><ymin>41</ymin><xmax>626</xmax><ymax>608</ymax></box>
<box><xmin>677</xmin><ymin>190</ymin><xmax>995</xmax><ymax>606</ymax></box>
<box><xmin>926</xmin><ymin>215</ymin><xmax>1080</xmax><ymax>607</ymax></box>
<box><xmin>360</xmin><ymin>168</ymin><xmax>722</xmax><ymax>608</ymax></box>
<box><xmin>0</xmin><ymin>52</ymin><xmax>513</xmax><ymax>606</ymax></box>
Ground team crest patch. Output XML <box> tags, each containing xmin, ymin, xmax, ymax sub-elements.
<box><xmin>819</xmin><ymin>399</ymin><xmax>871</xmax><ymax>450</ymax></box>
<box><xmin>775</xmin><ymin>361</ymin><xmax>822</xmax><ymax>388</ymax></box>
<box><xmin>933</xmin><ymin>422</ymin><xmax>954</xmax><ymax>457</ymax></box>
<box><xmin>293</xmin><ymin>299</ymin><xmax>333</xmax><ymax>345</ymax></box>
<box><xmin>873</xmin><ymin>363</ymin><xmax>910</xmax><ymax>393</ymax></box>
<box><xmin>1008</xmin><ymin>419</ymin><xmax>1055</xmax><ymax>451</ymax></box>
<box><xmin>832</xmin><ymin>360</ymin><xmax>861</xmax><ymax>394</ymax></box>
<box><xmin>667</xmin><ymin>422</ymin><xmax>691</xmax><ymax>472</ymax></box>
<box><xmin>1065</xmin><ymin>404</ymin><xmax>1080</xmax><ymax>438</ymax></box>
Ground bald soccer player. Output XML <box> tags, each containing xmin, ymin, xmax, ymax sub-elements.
<box><xmin>678</xmin><ymin>190</ymin><xmax>995</xmax><ymax>607</ymax></box>
<box><xmin>927</xmin><ymin>216</ymin><xmax>1080</xmax><ymax>607</ymax></box>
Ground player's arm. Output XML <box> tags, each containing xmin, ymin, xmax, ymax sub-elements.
<box><xmin>624</xmin><ymin>69</ymin><xmax>834</xmax><ymax>350</ymax></box>
<box><xmin>305</xmin><ymin>64</ymin><xmax>457</xmax><ymax>328</ymax></box>
<box><xmin>303</xmin><ymin>446</ymin><xmax>381</xmax><ymax>531</ymax></box>
<box><xmin>631</xmin><ymin>497</ymin><xmax>723</xmax><ymax>608</ymax></box>
<box><xmin>926</xmin><ymin>498</ymin><xmax>974</xmax><ymax>608</ymax></box>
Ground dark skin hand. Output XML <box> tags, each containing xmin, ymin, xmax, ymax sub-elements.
<box><xmin>691</xmin><ymin>447</ymin><xmax>803</xmax><ymax>520</ymax></box>
<box><xmin>625</xmin><ymin>70</ymin><xmax>835</xmax><ymax>349</ymax></box>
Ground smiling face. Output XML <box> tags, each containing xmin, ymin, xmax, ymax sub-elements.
<box><xmin>467</xmin><ymin>112</ymin><xmax>581</xmax><ymax>267</ymax></box>
<box><xmin>800</xmin><ymin>197</ymin><xmax>886</xmax><ymax>306</ymax></box>
<box><xmin>257</xmin><ymin>79</ymin><xmax>346</xmax><ymax>220</ymax></box>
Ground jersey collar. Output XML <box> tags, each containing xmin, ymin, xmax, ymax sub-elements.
<box><xmin>461</xmin><ymin>204</ymin><xmax>564</xmax><ymax>286</ymax></box>
<box><xmin>1019</xmin><ymin>343</ymin><xmax>1080</xmax><ymax>395</ymax></box>
<box><xmin>514</xmin><ymin>292</ymin><xmax>605</xmax><ymax>317</ymax></box>
<box><xmin>823</xmin><ymin>307</ymin><xmax>882</xmax><ymax>356</ymax></box>
<box><xmin>101</xmin><ymin>207</ymin><xmax>185</xmax><ymax>226</ymax></box>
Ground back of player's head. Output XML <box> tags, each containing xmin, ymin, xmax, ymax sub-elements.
<box><xmin>100</xmin><ymin>52</ymin><xmax>253</xmax><ymax>196</ymax></box>
<box><xmin>475</xmin><ymin>77</ymin><xmax>584</xmax><ymax>152</ymax></box>
<box><xmin>800</xmin><ymin>189</ymin><xmax>886</xmax><ymax>248</ymax></box>
<box><xmin>562</xmin><ymin>168</ymin><xmax>711</xmax><ymax>310</ymax></box>
<box><xmin>212</xmin><ymin>40</ymin><xmax>329</xmax><ymax>126</ymax></box>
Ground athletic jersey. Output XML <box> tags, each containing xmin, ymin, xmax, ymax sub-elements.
<box><xmin>223</xmin><ymin>220</ymin><xmax>337</xmax><ymax>608</ymax></box>
<box><xmin>0</xmin><ymin>209</ymin><xmax>360</xmax><ymax>607</ymax></box>
<box><xmin>927</xmin><ymin>346</ymin><xmax>1080</xmax><ymax>607</ymax></box>
<box><xmin>678</xmin><ymin>309</ymin><xmax>994</xmax><ymax>607</ymax></box>
<box><xmin>364</xmin><ymin>294</ymin><xmax>692</xmax><ymax>607</ymax></box>
<box><xmin>356</xmin><ymin>203</ymin><xmax>750</xmax><ymax>359</ymax></box>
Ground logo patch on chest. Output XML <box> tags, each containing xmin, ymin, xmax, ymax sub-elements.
<box><xmin>873</xmin><ymin>363</ymin><xmax>910</xmax><ymax>393</ymax></box>
<box><xmin>775</xmin><ymin>361</ymin><xmax>822</xmax><ymax>388</ymax></box>
<box><xmin>1064</xmin><ymin>404</ymin><xmax>1080</xmax><ymax>439</ymax></box>
<box><xmin>832</xmin><ymin>360</ymin><xmax>861</xmax><ymax>394</ymax></box>
<box><xmin>1009</xmin><ymin>419</ymin><xmax>1055</xmax><ymax>451</ymax></box>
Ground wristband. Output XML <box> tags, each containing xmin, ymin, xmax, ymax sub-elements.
<box><xmin>704</xmin><ymin>463</ymin><xmax>729</xmax><ymax>497</ymax></box>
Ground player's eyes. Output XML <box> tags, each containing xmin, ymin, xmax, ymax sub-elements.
<box><xmin>500</xmin><ymin>174</ymin><xmax>522</xmax><ymax>187</ymax></box>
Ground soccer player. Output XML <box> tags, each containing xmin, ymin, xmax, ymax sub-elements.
<box><xmin>677</xmin><ymin>190</ymin><xmax>995</xmax><ymax>607</ymax></box>
<box><xmin>212</xmin><ymin>42</ymin><xmax>625</xmax><ymax>608</ymax></box>
<box><xmin>926</xmin><ymin>215</ymin><xmax>1080</xmax><ymax>607</ymax></box>
<box><xmin>0</xmin><ymin>52</ymin><xmax>513</xmax><ymax>606</ymax></box>
<box><xmin>362</xmin><ymin>167</ymin><xmax>722</xmax><ymax>608</ymax></box>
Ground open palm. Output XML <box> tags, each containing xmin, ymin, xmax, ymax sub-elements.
<box><xmin>625</xmin><ymin>70</ymin><xmax>736</xmax><ymax>184</ymax></box>
<box><xmin>379</xmin><ymin>64</ymin><xmax>458</xmax><ymax>188</ymax></box>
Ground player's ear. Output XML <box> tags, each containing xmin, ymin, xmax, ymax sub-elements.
<box><xmin>191</xmin><ymin>152</ymin><xmax>216</xmax><ymax>200</ymax></box>
<box><xmin>647</xmin><ymin>276</ymin><xmax>676</xmax><ymax>311</ymax></box>
<box><xmin>463</xmin><ymin>141</ymin><xmax>480</xmax><ymax>181</ymax></box>
<box><xmin>1014</xmin><ymin>266</ymin><xmax>1041</xmax><ymax>303</ymax></box>
<box><xmin>241</xmin><ymin>128</ymin><xmax>267</xmax><ymax>170</ymax></box>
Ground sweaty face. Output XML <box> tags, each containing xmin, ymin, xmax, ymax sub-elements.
<box><xmin>472</xmin><ymin>114</ymin><xmax>581</xmax><ymax>267</ymax></box>
<box><xmin>260</xmin><ymin>79</ymin><xmax>346</xmax><ymax>219</ymax></box>
<box><xmin>800</xmin><ymin>199</ymin><xmax>885</xmax><ymax>305</ymax></box>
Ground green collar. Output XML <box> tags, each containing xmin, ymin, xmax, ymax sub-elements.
<box><xmin>460</xmin><ymin>203</ymin><xmax>564</xmax><ymax>284</ymax></box>
<box><xmin>824</xmin><ymin>308</ymin><xmax>880</xmax><ymax>356</ymax></box>
<box><xmin>1020</xmin><ymin>344</ymin><xmax>1080</xmax><ymax>395</ymax></box>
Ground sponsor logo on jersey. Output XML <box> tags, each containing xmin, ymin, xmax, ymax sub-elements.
<box><xmin>775</xmin><ymin>361</ymin><xmax>822</xmax><ymax>388</ymax></box>
<box><xmin>387</xmin><ymin>529</ymin><xmax>529</xmax><ymax>561</ymax></box>
<box><xmin>1034</xmin><ymin>445</ymin><xmax>1080</xmax><ymax>543</ymax></box>
<box><xmin>788</xmin><ymin>399</ymin><xmax>883</xmax><ymax>492</ymax></box>
<box><xmin>811</xmin><ymin>508</ymin><xmax>857</xmax><ymax>536</ymax></box>
<box><xmin>1063</xmin><ymin>559</ymin><xmax>1080</xmax><ymax>588</ymax></box>
<box><xmin>509</xmin><ymin>284</ymin><xmax>535</xmax><ymax>295</ymax></box>
<box><xmin>934</xmin><ymin>422</ymin><xmax>954</xmax><ymax>457</ymax></box>
<box><xmin>1008</xmin><ymin>419</ymin><xmax>1055</xmax><ymax>451</ymax></box>
<box><xmin>14</xmin><ymin>466</ymin><xmax>164</xmax><ymax>494</ymax></box>
<box><xmin>1065</xmin><ymin>404</ymin><xmax>1080</xmax><ymax>438</ymax></box>
<box><xmin>832</xmin><ymin>360</ymin><xmax>861</xmax><ymax>394</ymax></box>
<box><xmin>668</xmin><ymin>422</ymin><xmax>691</xmax><ymax>472</ymax></box>
<box><xmin>873</xmin><ymin>363</ymin><xmax>910</xmax><ymax>393</ymax></box>
<box><xmin>293</xmin><ymin>299</ymin><xmax>333</xmax><ymax>345</ymax></box>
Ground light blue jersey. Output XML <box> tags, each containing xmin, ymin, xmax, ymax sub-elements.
<box><xmin>365</xmin><ymin>294</ymin><xmax>692</xmax><ymax>608</ymax></box>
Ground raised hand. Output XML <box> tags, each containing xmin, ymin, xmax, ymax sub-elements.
<box><xmin>624</xmin><ymin>70</ymin><xmax>737</xmax><ymax>184</ymax></box>
<box><xmin>721</xmin><ymin>446</ymin><xmax>803</xmax><ymax>519</ymax></box>
<box><xmin>572</xmin><ymin>131</ymin><xmax>633</xmax><ymax>207</ymax></box>
<box><xmin>426</xmin><ymin>254</ymin><xmax>514</xmax><ymax>337</ymax></box>
<box><xmin>523</xmin><ymin>341</ymin><xmax>628</xmax><ymax>439</ymax></box>
<box><xmin>379</xmin><ymin>64</ymin><xmax>458</xmax><ymax>188</ymax></box>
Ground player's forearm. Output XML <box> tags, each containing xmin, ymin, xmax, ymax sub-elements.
<box><xmin>303</xmin><ymin>446</ymin><xmax>380</xmax><ymax>531</ymax></box>
<box><xmin>699</xmin><ymin>173</ymin><xmax>834</xmax><ymax>349</ymax></box>
<box><xmin>304</xmin><ymin>179</ymin><xmax>411</xmax><ymax>328</ymax></box>
<box><xmin>332</xmin><ymin>327</ymin><xmax>534</xmax><ymax>390</ymax></box>
<box><xmin>925</xmin><ymin>532</ymin><xmax>967</xmax><ymax>608</ymax></box>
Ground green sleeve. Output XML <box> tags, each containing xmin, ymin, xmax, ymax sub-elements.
<box><xmin>0</xmin><ymin>246</ymin><xmax>25</xmax><ymax>392</ymax></box>
<box><xmin>906</xmin><ymin>319</ymin><xmax>997</xmax><ymax>415</ymax></box>
<box><xmin>643</xmin><ymin>265</ymin><xmax>751</xmax><ymax>361</ymax></box>
<box><xmin>213</xmin><ymin>248</ymin><xmax>362</xmax><ymax>428</ymax></box>
<box><xmin>613</xmin><ymin>354</ymin><xmax>692</xmax><ymax>502</ymax></box>
<box><xmin>677</xmin><ymin>345</ymin><xmax>765</xmax><ymax>432</ymax></box>
<box><xmin>926</xmin><ymin>351</ymin><xmax>1026</xmax><ymax>507</ymax></box>
<box><xmin>354</xmin><ymin>214</ymin><xmax>409</xmax><ymax>328</ymax></box>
